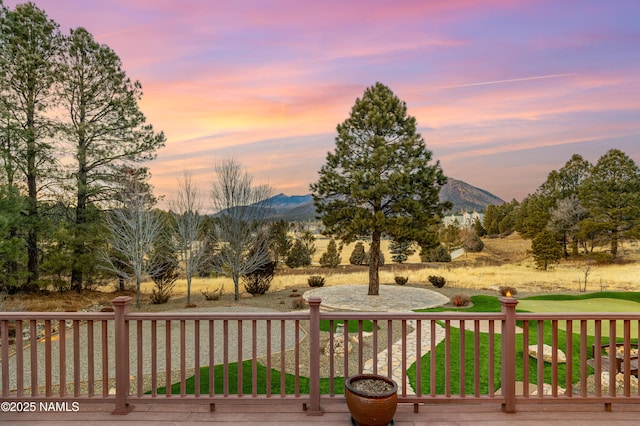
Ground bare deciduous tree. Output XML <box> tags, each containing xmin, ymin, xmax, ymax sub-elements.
<box><xmin>210</xmin><ymin>159</ymin><xmax>272</xmax><ymax>301</ymax></box>
<box><xmin>99</xmin><ymin>169</ymin><xmax>164</xmax><ymax>307</ymax></box>
<box><xmin>170</xmin><ymin>171</ymin><xmax>205</xmax><ymax>306</ymax></box>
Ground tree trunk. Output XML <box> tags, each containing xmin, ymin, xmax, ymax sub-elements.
<box><xmin>611</xmin><ymin>232</ymin><xmax>618</xmax><ymax>258</ymax></box>
<box><xmin>71</xmin><ymin>161</ymin><xmax>88</xmax><ymax>293</ymax></box>
<box><xmin>368</xmin><ymin>231</ymin><xmax>381</xmax><ymax>295</ymax></box>
<box><xmin>233</xmin><ymin>275</ymin><xmax>240</xmax><ymax>301</ymax></box>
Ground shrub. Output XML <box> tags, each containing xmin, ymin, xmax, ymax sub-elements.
<box><xmin>242</xmin><ymin>260</ymin><xmax>276</xmax><ymax>295</ymax></box>
<box><xmin>420</xmin><ymin>245</ymin><xmax>451</xmax><ymax>263</ymax></box>
<box><xmin>498</xmin><ymin>286</ymin><xmax>517</xmax><ymax>297</ymax></box>
<box><xmin>428</xmin><ymin>275</ymin><xmax>446</xmax><ymax>288</ymax></box>
<box><xmin>319</xmin><ymin>239</ymin><xmax>341</xmax><ymax>268</ymax></box>
<box><xmin>394</xmin><ymin>276</ymin><xmax>408</xmax><ymax>285</ymax></box>
<box><xmin>349</xmin><ymin>242</ymin><xmax>366</xmax><ymax>265</ymax></box>
<box><xmin>290</xmin><ymin>295</ymin><xmax>306</xmax><ymax>310</ymax></box>
<box><xmin>451</xmin><ymin>294</ymin><xmax>471</xmax><ymax>307</ymax></box>
<box><xmin>463</xmin><ymin>234</ymin><xmax>484</xmax><ymax>253</ymax></box>
<box><xmin>148</xmin><ymin>242</ymin><xmax>179</xmax><ymax>305</ymax></box>
<box><xmin>201</xmin><ymin>285</ymin><xmax>223</xmax><ymax>301</ymax></box>
<box><xmin>308</xmin><ymin>275</ymin><xmax>325</xmax><ymax>287</ymax></box>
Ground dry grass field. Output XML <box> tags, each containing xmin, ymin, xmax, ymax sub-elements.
<box><xmin>139</xmin><ymin>233</ymin><xmax>640</xmax><ymax>298</ymax></box>
<box><xmin>4</xmin><ymin>232</ymin><xmax>640</xmax><ymax>312</ymax></box>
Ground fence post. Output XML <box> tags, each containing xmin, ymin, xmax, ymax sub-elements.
<box><xmin>112</xmin><ymin>296</ymin><xmax>133</xmax><ymax>415</ymax></box>
<box><xmin>307</xmin><ymin>296</ymin><xmax>323</xmax><ymax>416</ymax></box>
<box><xmin>500</xmin><ymin>296</ymin><xmax>518</xmax><ymax>413</ymax></box>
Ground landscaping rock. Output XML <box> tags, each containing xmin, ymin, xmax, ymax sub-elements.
<box><xmin>528</xmin><ymin>344</ymin><xmax>567</xmax><ymax>363</ymax></box>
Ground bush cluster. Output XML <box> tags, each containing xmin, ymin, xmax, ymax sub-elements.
<box><xmin>394</xmin><ymin>276</ymin><xmax>408</xmax><ymax>285</ymax></box>
<box><xmin>242</xmin><ymin>260</ymin><xmax>276</xmax><ymax>295</ymax></box>
<box><xmin>451</xmin><ymin>294</ymin><xmax>471</xmax><ymax>307</ymax></box>
<box><xmin>428</xmin><ymin>275</ymin><xmax>446</xmax><ymax>288</ymax></box>
<box><xmin>308</xmin><ymin>275</ymin><xmax>325</xmax><ymax>287</ymax></box>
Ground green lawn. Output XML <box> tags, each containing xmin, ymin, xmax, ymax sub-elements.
<box><xmin>407</xmin><ymin>292</ymin><xmax>640</xmax><ymax>394</ymax></box>
<box><xmin>153</xmin><ymin>360</ymin><xmax>344</xmax><ymax>395</ymax></box>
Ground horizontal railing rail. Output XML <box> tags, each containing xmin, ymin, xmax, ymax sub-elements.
<box><xmin>2</xmin><ymin>295</ymin><xmax>640</xmax><ymax>416</ymax></box>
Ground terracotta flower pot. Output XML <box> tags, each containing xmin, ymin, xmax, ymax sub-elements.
<box><xmin>345</xmin><ymin>374</ymin><xmax>398</xmax><ymax>426</ymax></box>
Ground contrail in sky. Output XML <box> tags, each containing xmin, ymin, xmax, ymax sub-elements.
<box><xmin>440</xmin><ymin>73</ymin><xmax>573</xmax><ymax>89</ymax></box>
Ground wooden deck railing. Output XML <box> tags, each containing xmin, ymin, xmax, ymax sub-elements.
<box><xmin>1</xmin><ymin>295</ymin><xmax>640</xmax><ymax>415</ymax></box>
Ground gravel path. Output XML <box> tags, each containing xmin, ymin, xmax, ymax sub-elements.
<box><xmin>4</xmin><ymin>307</ymin><xmax>303</xmax><ymax>394</ymax></box>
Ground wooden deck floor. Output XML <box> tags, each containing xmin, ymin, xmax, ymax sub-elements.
<box><xmin>2</xmin><ymin>401</ymin><xmax>640</xmax><ymax>425</ymax></box>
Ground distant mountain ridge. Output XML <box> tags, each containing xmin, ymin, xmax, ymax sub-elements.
<box><xmin>259</xmin><ymin>178</ymin><xmax>504</xmax><ymax>221</ymax></box>
<box><xmin>438</xmin><ymin>178</ymin><xmax>505</xmax><ymax>213</ymax></box>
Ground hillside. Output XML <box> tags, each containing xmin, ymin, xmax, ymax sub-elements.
<box><xmin>439</xmin><ymin>178</ymin><xmax>505</xmax><ymax>212</ymax></box>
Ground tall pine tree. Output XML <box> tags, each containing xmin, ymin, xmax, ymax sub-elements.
<box><xmin>311</xmin><ymin>83</ymin><xmax>449</xmax><ymax>295</ymax></box>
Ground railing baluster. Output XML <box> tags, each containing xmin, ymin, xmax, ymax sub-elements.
<box><xmin>223</xmin><ymin>320</ymin><xmax>229</xmax><ymax>397</ymax></box>
<box><xmin>166</xmin><ymin>319</ymin><xmax>172</xmax><ymax>397</ymax></box>
<box><xmin>180</xmin><ymin>320</ymin><xmax>186</xmax><ymax>397</ymax></box>
<box><xmin>565</xmin><ymin>319</ymin><xmax>572</xmax><ymax>398</ymax></box>
<box><xmin>87</xmin><ymin>320</ymin><xmax>94</xmax><ymax>398</ymax></box>
<box><xmin>473</xmin><ymin>320</ymin><xmax>480</xmax><ymax>397</ymax></box>
<box><xmin>16</xmin><ymin>319</ymin><xmax>24</xmax><ymax>397</ymax></box>
<box><xmin>430</xmin><ymin>319</ymin><xmax>436</xmax><ymax>397</ymax></box>
<box><xmin>237</xmin><ymin>319</ymin><xmax>243</xmax><ymax>397</ymax></box>
<box><xmin>30</xmin><ymin>320</ymin><xmax>38</xmax><ymax>397</ymax></box>
<box><xmin>194</xmin><ymin>320</ymin><xmax>200</xmax><ymax>398</ymax></box>
<box><xmin>488</xmin><ymin>320</ymin><xmax>495</xmax><ymax>398</ymax></box>
<box><xmin>0</xmin><ymin>320</ymin><xmax>8</xmax><ymax>397</ymax></box>
<box><xmin>59</xmin><ymin>319</ymin><xmax>66</xmax><ymax>397</ymax></box>
<box><xmin>137</xmin><ymin>320</ymin><xmax>143</xmax><ymax>397</ymax></box>
<box><xmin>101</xmin><ymin>320</ymin><xmax>108</xmax><ymax>397</ymax></box>
<box><xmin>208</xmin><ymin>319</ymin><xmax>214</xmax><ymax>397</ymax></box>
<box><xmin>445</xmin><ymin>320</ymin><xmax>451</xmax><ymax>397</ymax></box>
<box><xmin>358</xmin><ymin>320</ymin><xmax>363</xmax><ymax>374</ymax></box>
<box><xmin>279</xmin><ymin>320</ymin><xmax>285</xmax><ymax>396</ymax></box>
<box><xmin>401</xmin><ymin>320</ymin><xmax>407</xmax><ymax>397</ymax></box>
<box><xmin>387</xmin><ymin>320</ymin><xmax>393</xmax><ymax>379</ymax></box>
<box><xmin>151</xmin><ymin>320</ymin><xmax>157</xmax><ymax>397</ymax></box>
<box><xmin>252</xmin><ymin>320</ymin><xmax>257</xmax><ymax>397</ymax></box>
<box><xmin>459</xmin><ymin>319</ymin><xmax>465</xmax><ymax>397</ymax></box>
<box><xmin>266</xmin><ymin>319</ymin><xmax>271</xmax><ymax>397</ymax></box>
<box><xmin>415</xmin><ymin>319</ymin><xmax>422</xmax><ymax>397</ymax></box>
<box><xmin>552</xmin><ymin>320</ymin><xmax>558</xmax><ymax>397</ymax></box>
<box><xmin>623</xmin><ymin>319</ymin><xmax>631</xmax><ymax>396</ymax></box>
<box><xmin>581</xmin><ymin>320</ymin><xmax>589</xmax><ymax>397</ymax></box>
<box><xmin>536</xmin><ymin>321</ymin><xmax>544</xmax><ymax>398</ymax></box>
<box><xmin>609</xmin><ymin>320</ymin><xmax>616</xmax><ymax>396</ymax></box>
<box><xmin>372</xmin><ymin>319</ymin><xmax>378</xmax><ymax>376</ymax></box>
<box><xmin>344</xmin><ymin>319</ymin><xmax>349</xmax><ymax>378</ymax></box>
<box><xmin>73</xmin><ymin>320</ymin><xmax>80</xmax><ymax>397</ymax></box>
<box><xmin>328</xmin><ymin>320</ymin><xmax>334</xmax><ymax>396</ymax></box>
<box><xmin>294</xmin><ymin>319</ymin><xmax>300</xmax><ymax>397</ymax></box>
<box><xmin>45</xmin><ymin>320</ymin><xmax>52</xmax><ymax>396</ymax></box>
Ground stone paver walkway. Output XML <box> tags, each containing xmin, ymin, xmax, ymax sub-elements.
<box><xmin>304</xmin><ymin>285</ymin><xmax>450</xmax><ymax>395</ymax></box>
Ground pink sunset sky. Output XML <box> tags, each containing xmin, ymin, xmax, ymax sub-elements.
<box><xmin>6</xmin><ymin>0</ymin><xmax>640</xmax><ymax>204</ymax></box>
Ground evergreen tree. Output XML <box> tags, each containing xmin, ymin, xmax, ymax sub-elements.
<box><xmin>285</xmin><ymin>239</ymin><xmax>311</xmax><ymax>268</ymax></box>
<box><xmin>532</xmin><ymin>229</ymin><xmax>563</xmax><ymax>270</ymax></box>
<box><xmin>578</xmin><ymin>149</ymin><xmax>640</xmax><ymax>258</ymax></box>
<box><xmin>473</xmin><ymin>218</ymin><xmax>487</xmax><ymax>237</ymax></box>
<box><xmin>59</xmin><ymin>27</ymin><xmax>165</xmax><ymax>291</ymax></box>
<box><xmin>389</xmin><ymin>240</ymin><xmax>414</xmax><ymax>264</ymax></box>
<box><xmin>319</xmin><ymin>239</ymin><xmax>341</xmax><ymax>268</ymax></box>
<box><xmin>311</xmin><ymin>83</ymin><xmax>449</xmax><ymax>295</ymax></box>
<box><xmin>0</xmin><ymin>3</ymin><xmax>62</xmax><ymax>288</ymax></box>
<box><xmin>349</xmin><ymin>241</ymin><xmax>366</xmax><ymax>265</ymax></box>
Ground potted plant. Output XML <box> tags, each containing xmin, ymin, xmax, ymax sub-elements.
<box><xmin>345</xmin><ymin>373</ymin><xmax>398</xmax><ymax>426</ymax></box>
